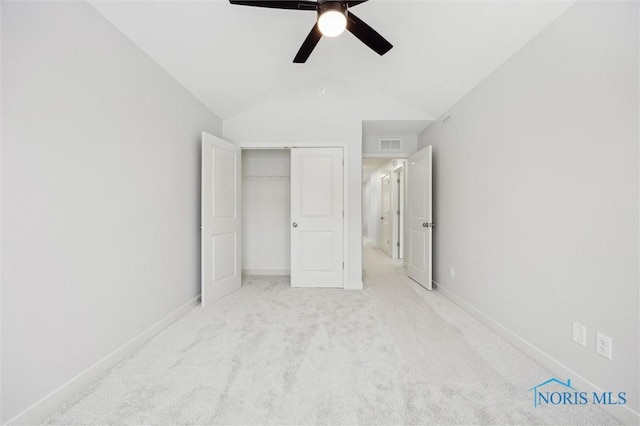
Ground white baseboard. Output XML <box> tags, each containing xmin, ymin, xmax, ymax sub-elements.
<box><xmin>7</xmin><ymin>296</ymin><xmax>201</xmax><ymax>425</ymax></box>
<box><xmin>433</xmin><ymin>281</ymin><xmax>639</xmax><ymax>426</ymax></box>
<box><xmin>242</xmin><ymin>269</ymin><xmax>290</xmax><ymax>276</ymax></box>
<box><xmin>345</xmin><ymin>280</ymin><xmax>363</xmax><ymax>290</ymax></box>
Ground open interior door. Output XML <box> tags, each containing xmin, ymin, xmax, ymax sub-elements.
<box><xmin>380</xmin><ymin>173</ymin><xmax>392</xmax><ymax>256</ymax></box>
<box><xmin>201</xmin><ymin>132</ymin><xmax>241</xmax><ymax>306</ymax></box>
<box><xmin>407</xmin><ymin>145</ymin><xmax>433</xmax><ymax>290</ymax></box>
<box><xmin>290</xmin><ymin>147</ymin><xmax>344</xmax><ymax>288</ymax></box>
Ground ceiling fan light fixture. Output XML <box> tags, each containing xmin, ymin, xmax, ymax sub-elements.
<box><xmin>318</xmin><ymin>2</ymin><xmax>347</xmax><ymax>37</ymax></box>
<box><xmin>229</xmin><ymin>0</ymin><xmax>393</xmax><ymax>63</ymax></box>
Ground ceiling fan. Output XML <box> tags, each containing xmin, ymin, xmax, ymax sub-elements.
<box><xmin>229</xmin><ymin>0</ymin><xmax>393</xmax><ymax>63</ymax></box>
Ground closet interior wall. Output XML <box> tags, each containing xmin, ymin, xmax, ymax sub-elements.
<box><xmin>242</xmin><ymin>149</ymin><xmax>292</xmax><ymax>276</ymax></box>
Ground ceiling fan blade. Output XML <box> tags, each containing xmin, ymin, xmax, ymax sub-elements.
<box><xmin>345</xmin><ymin>1</ymin><xmax>368</xmax><ymax>7</ymax></box>
<box><xmin>346</xmin><ymin>12</ymin><xmax>393</xmax><ymax>56</ymax></box>
<box><xmin>293</xmin><ymin>23</ymin><xmax>322</xmax><ymax>63</ymax></box>
<box><xmin>229</xmin><ymin>1</ymin><xmax>317</xmax><ymax>11</ymax></box>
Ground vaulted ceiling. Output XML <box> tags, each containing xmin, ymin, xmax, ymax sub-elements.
<box><xmin>90</xmin><ymin>0</ymin><xmax>574</xmax><ymax>121</ymax></box>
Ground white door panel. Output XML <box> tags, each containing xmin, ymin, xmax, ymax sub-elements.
<box><xmin>409</xmin><ymin>230</ymin><xmax>425</xmax><ymax>269</ymax></box>
<box><xmin>407</xmin><ymin>146</ymin><xmax>433</xmax><ymax>290</ymax></box>
<box><xmin>301</xmin><ymin>155</ymin><xmax>333</xmax><ymax>216</ymax></box>
<box><xmin>393</xmin><ymin>166</ymin><xmax>405</xmax><ymax>259</ymax></box>
<box><xmin>291</xmin><ymin>148</ymin><xmax>343</xmax><ymax>288</ymax></box>
<box><xmin>301</xmin><ymin>231</ymin><xmax>333</xmax><ymax>270</ymax></box>
<box><xmin>201</xmin><ymin>133</ymin><xmax>241</xmax><ymax>306</ymax></box>
<box><xmin>380</xmin><ymin>173</ymin><xmax>392</xmax><ymax>256</ymax></box>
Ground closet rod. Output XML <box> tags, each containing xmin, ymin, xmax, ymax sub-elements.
<box><xmin>242</xmin><ymin>175</ymin><xmax>290</xmax><ymax>179</ymax></box>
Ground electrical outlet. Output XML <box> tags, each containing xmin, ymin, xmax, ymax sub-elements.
<box><xmin>572</xmin><ymin>322</ymin><xmax>586</xmax><ymax>346</ymax></box>
<box><xmin>449</xmin><ymin>267</ymin><xmax>455</xmax><ymax>279</ymax></box>
<box><xmin>596</xmin><ymin>332</ymin><xmax>612</xmax><ymax>360</ymax></box>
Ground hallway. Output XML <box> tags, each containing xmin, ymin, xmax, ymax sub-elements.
<box><xmin>45</xmin><ymin>243</ymin><xmax>617</xmax><ymax>425</ymax></box>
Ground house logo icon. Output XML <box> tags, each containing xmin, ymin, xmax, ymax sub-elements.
<box><xmin>528</xmin><ymin>377</ymin><xmax>628</xmax><ymax>407</ymax></box>
<box><xmin>527</xmin><ymin>378</ymin><xmax>576</xmax><ymax>407</ymax></box>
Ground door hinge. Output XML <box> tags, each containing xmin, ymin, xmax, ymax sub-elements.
<box><xmin>342</xmin><ymin>262</ymin><xmax>344</xmax><ymax>269</ymax></box>
<box><xmin>342</xmin><ymin>210</ymin><xmax>344</xmax><ymax>218</ymax></box>
<box><xmin>397</xmin><ymin>179</ymin><xmax>400</xmax><ymax>183</ymax></box>
<box><xmin>397</xmin><ymin>210</ymin><xmax>400</xmax><ymax>215</ymax></box>
<box><xmin>396</xmin><ymin>242</ymin><xmax>400</xmax><ymax>247</ymax></box>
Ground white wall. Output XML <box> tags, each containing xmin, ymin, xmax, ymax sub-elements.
<box><xmin>419</xmin><ymin>1</ymin><xmax>639</xmax><ymax>420</ymax></box>
<box><xmin>1</xmin><ymin>2</ymin><xmax>222</xmax><ymax>422</ymax></box>
<box><xmin>224</xmin><ymin>81</ymin><xmax>428</xmax><ymax>290</ymax></box>
<box><xmin>0</xmin><ymin>0</ymin><xmax>4</xmax><ymax>419</ymax></box>
<box><xmin>242</xmin><ymin>150</ymin><xmax>291</xmax><ymax>274</ymax></box>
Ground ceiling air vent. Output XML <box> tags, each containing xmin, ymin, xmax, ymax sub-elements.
<box><xmin>379</xmin><ymin>139</ymin><xmax>402</xmax><ymax>151</ymax></box>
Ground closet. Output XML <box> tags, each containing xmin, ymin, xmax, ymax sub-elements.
<box><xmin>202</xmin><ymin>133</ymin><xmax>345</xmax><ymax>304</ymax></box>
<box><xmin>241</xmin><ymin>149</ymin><xmax>291</xmax><ymax>276</ymax></box>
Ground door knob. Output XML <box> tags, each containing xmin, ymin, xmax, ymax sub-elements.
<box><xmin>292</xmin><ymin>222</ymin><xmax>298</xmax><ymax>228</ymax></box>
<box><xmin>381</xmin><ymin>217</ymin><xmax>384</xmax><ymax>220</ymax></box>
<box><xmin>423</xmin><ymin>223</ymin><xmax>427</xmax><ymax>227</ymax></box>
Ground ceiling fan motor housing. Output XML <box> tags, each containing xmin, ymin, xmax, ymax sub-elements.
<box><xmin>318</xmin><ymin>1</ymin><xmax>347</xmax><ymax>17</ymax></box>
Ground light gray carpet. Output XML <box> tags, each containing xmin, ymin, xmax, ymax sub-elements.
<box><xmin>45</xmin><ymin>242</ymin><xmax>618</xmax><ymax>425</ymax></box>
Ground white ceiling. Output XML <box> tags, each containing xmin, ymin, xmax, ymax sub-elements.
<box><xmin>362</xmin><ymin>120</ymin><xmax>433</xmax><ymax>138</ymax></box>
<box><xmin>90</xmin><ymin>0</ymin><xmax>574</xmax><ymax>120</ymax></box>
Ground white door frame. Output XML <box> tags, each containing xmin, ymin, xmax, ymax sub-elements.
<box><xmin>380</xmin><ymin>172</ymin><xmax>392</xmax><ymax>256</ymax></box>
<box><xmin>392</xmin><ymin>162</ymin><xmax>405</xmax><ymax>259</ymax></box>
<box><xmin>240</xmin><ymin>142</ymin><xmax>349</xmax><ymax>289</ymax></box>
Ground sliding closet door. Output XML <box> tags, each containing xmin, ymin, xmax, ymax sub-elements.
<box><xmin>290</xmin><ymin>148</ymin><xmax>344</xmax><ymax>288</ymax></box>
<box><xmin>201</xmin><ymin>133</ymin><xmax>241</xmax><ymax>306</ymax></box>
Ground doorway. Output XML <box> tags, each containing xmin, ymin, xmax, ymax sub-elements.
<box><xmin>241</xmin><ymin>148</ymin><xmax>344</xmax><ymax>287</ymax></box>
<box><xmin>242</xmin><ymin>149</ymin><xmax>291</xmax><ymax>276</ymax></box>
<box><xmin>362</xmin><ymin>158</ymin><xmax>406</xmax><ymax>260</ymax></box>
<box><xmin>361</xmin><ymin>146</ymin><xmax>433</xmax><ymax>291</ymax></box>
